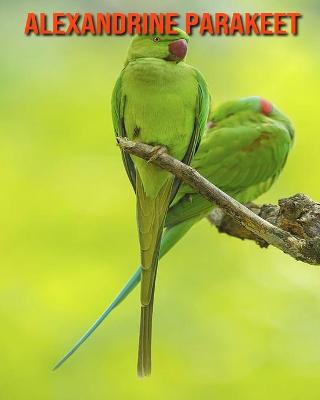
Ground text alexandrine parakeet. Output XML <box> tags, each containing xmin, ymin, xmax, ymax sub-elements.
<box><xmin>53</xmin><ymin>96</ymin><xmax>294</xmax><ymax>372</ymax></box>
<box><xmin>112</xmin><ymin>29</ymin><xmax>210</xmax><ymax>376</ymax></box>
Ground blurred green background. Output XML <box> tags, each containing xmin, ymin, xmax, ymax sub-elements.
<box><xmin>1</xmin><ymin>1</ymin><xmax>320</xmax><ymax>399</ymax></box>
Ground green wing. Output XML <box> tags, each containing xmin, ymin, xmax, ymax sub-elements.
<box><xmin>166</xmin><ymin>118</ymin><xmax>292</xmax><ymax>227</ymax></box>
<box><xmin>185</xmin><ymin>69</ymin><xmax>211</xmax><ymax>161</ymax></box>
<box><xmin>171</xmin><ymin>69</ymin><xmax>211</xmax><ymax>200</ymax></box>
<box><xmin>111</xmin><ymin>73</ymin><xmax>136</xmax><ymax>190</ymax></box>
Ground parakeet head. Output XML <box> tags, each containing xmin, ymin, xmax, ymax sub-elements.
<box><xmin>126</xmin><ymin>28</ymin><xmax>189</xmax><ymax>63</ymax></box>
<box><xmin>208</xmin><ymin>96</ymin><xmax>294</xmax><ymax>141</ymax></box>
<box><xmin>209</xmin><ymin>97</ymin><xmax>272</xmax><ymax>123</ymax></box>
<box><xmin>260</xmin><ymin>99</ymin><xmax>295</xmax><ymax>141</ymax></box>
<box><xmin>256</xmin><ymin>97</ymin><xmax>295</xmax><ymax>141</ymax></box>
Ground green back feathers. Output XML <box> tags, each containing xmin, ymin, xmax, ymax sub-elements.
<box><xmin>166</xmin><ymin>97</ymin><xmax>294</xmax><ymax>227</ymax></box>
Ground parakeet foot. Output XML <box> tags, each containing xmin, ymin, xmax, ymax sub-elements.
<box><xmin>147</xmin><ymin>146</ymin><xmax>167</xmax><ymax>163</ymax></box>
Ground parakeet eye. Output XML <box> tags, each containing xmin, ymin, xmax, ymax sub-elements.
<box><xmin>153</xmin><ymin>36</ymin><xmax>160</xmax><ymax>43</ymax></box>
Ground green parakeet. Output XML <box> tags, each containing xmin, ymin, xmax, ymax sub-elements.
<box><xmin>53</xmin><ymin>96</ymin><xmax>294</xmax><ymax>371</ymax></box>
<box><xmin>112</xmin><ymin>29</ymin><xmax>210</xmax><ymax>376</ymax></box>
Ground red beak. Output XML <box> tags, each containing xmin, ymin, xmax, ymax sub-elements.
<box><xmin>168</xmin><ymin>39</ymin><xmax>188</xmax><ymax>61</ymax></box>
<box><xmin>260</xmin><ymin>98</ymin><xmax>273</xmax><ymax>115</ymax></box>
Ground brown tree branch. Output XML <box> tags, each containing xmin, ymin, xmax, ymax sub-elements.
<box><xmin>117</xmin><ymin>137</ymin><xmax>320</xmax><ymax>265</ymax></box>
<box><xmin>208</xmin><ymin>195</ymin><xmax>320</xmax><ymax>256</ymax></box>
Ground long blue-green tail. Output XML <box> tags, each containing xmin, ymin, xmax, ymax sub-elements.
<box><xmin>53</xmin><ymin>219</ymin><xmax>195</xmax><ymax>370</ymax></box>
